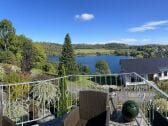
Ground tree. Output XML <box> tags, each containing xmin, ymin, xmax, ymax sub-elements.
<box><xmin>32</xmin><ymin>43</ymin><xmax>47</xmax><ymax>68</ymax></box>
<box><xmin>78</xmin><ymin>63</ymin><xmax>90</xmax><ymax>74</ymax></box>
<box><xmin>12</xmin><ymin>35</ymin><xmax>31</xmax><ymax>66</ymax></box>
<box><xmin>0</xmin><ymin>50</ymin><xmax>16</xmax><ymax>64</ymax></box>
<box><xmin>59</xmin><ymin>34</ymin><xmax>78</xmax><ymax>75</ymax></box>
<box><xmin>95</xmin><ymin>60</ymin><xmax>111</xmax><ymax>74</ymax></box>
<box><xmin>58</xmin><ymin>62</ymin><xmax>67</xmax><ymax>115</ymax></box>
<box><xmin>0</xmin><ymin>19</ymin><xmax>15</xmax><ymax>51</ymax></box>
<box><xmin>21</xmin><ymin>39</ymin><xmax>33</xmax><ymax>73</ymax></box>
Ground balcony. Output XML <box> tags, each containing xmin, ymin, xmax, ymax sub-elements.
<box><xmin>0</xmin><ymin>73</ymin><xmax>167</xmax><ymax>126</ymax></box>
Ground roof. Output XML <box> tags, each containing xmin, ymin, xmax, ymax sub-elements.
<box><xmin>120</xmin><ymin>58</ymin><xmax>168</xmax><ymax>74</ymax></box>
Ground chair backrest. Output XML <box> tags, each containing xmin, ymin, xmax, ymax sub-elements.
<box><xmin>79</xmin><ymin>90</ymin><xmax>108</xmax><ymax>120</ymax></box>
<box><xmin>2</xmin><ymin>116</ymin><xmax>15</xmax><ymax>126</ymax></box>
<box><xmin>152</xmin><ymin>111</ymin><xmax>168</xmax><ymax>126</ymax></box>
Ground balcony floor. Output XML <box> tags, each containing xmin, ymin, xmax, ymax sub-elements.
<box><xmin>110</xmin><ymin>110</ymin><xmax>148</xmax><ymax>126</ymax></box>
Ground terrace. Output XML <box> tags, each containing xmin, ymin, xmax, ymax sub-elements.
<box><xmin>0</xmin><ymin>72</ymin><xmax>168</xmax><ymax>126</ymax></box>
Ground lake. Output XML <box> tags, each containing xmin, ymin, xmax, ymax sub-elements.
<box><xmin>48</xmin><ymin>55</ymin><xmax>131</xmax><ymax>73</ymax></box>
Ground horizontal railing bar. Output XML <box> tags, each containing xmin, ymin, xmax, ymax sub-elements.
<box><xmin>16</xmin><ymin>116</ymin><xmax>45</xmax><ymax>125</ymax></box>
<box><xmin>0</xmin><ymin>73</ymin><xmax>133</xmax><ymax>86</ymax></box>
<box><xmin>1</xmin><ymin>72</ymin><xmax>167</xmax><ymax>99</ymax></box>
<box><xmin>133</xmin><ymin>72</ymin><xmax>168</xmax><ymax>98</ymax></box>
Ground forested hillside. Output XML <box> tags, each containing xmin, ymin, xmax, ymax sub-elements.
<box><xmin>34</xmin><ymin>42</ymin><xmax>62</xmax><ymax>56</ymax></box>
<box><xmin>35</xmin><ymin>41</ymin><xmax>168</xmax><ymax>58</ymax></box>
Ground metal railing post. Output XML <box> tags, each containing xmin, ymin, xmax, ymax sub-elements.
<box><xmin>0</xmin><ymin>85</ymin><xmax>3</xmax><ymax>126</ymax></box>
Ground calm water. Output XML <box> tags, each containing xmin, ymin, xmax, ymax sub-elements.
<box><xmin>48</xmin><ymin>55</ymin><xmax>131</xmax><ymax>73</ymax></box>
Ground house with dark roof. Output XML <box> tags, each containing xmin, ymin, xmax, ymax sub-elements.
<box><xmin>120</xmin><ymin>58</ymin><xmax>168</xmax><ymax>85</ymax></box>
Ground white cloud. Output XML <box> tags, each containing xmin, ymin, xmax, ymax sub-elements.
<box><xmin>142</xmin><ymin>38</ymin><xmax>151</xmax><ymax>42</ymax></box>
<box><xmin>121</xmin><ymin>38</ymin><xmax>138</xmax><ymax>43</ymax></box>
<box><xmin>76</xmin><ymin>38</ymin><xmax>168</xmax><ymax>45</ymax></box>
<box><xmin>75</xmin><ymin>13</ymin><xmax>95</xmax><ymax>21</ymax></box>
<box><xmin>88</xmin><ymin>38</ymin><xmax>138</xmax><ymax>45</ymax></box>
<box><xmin>129</xmin><ymin>20</ymin><xmax>168</xmax><ymax>32</ymax></box>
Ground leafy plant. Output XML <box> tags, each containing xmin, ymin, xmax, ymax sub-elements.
<box><xmin>0</xmin><ymin>51</ymin><xmax>16</xmax><ymax>64</ymax></box>
<box><xmin>154</xmin><ymin>98</ymin><xmax>168</xmax><ymax>115</ymax></box>
<box><xmin>4</xmin><ymin>101</ymin><xmax>28</xmax><ymax>122</ymax></box>
<box><xmin>3</xmin><ymin>71</ymin><xmax>30</xmax><ymax>84</ymax></box>
<box><xmin>158</xmin><ymin>81</ymin><xmax>168</xmax><ymax>94</ymax></box>
<box><xmin>3</xmin><ymin>72</ymin><xmax>30</xmax><ymax>100</ymax></box>
<box><xmin>30</xmin><ymin>81</ymin><xmax>59</xmax><ymax>107</ymax></box>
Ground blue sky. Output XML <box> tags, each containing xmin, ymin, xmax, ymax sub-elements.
<box><xmin>0</xmin><ymin>0</ymin><xmax>168</xmax><ymax>45</ymax></box>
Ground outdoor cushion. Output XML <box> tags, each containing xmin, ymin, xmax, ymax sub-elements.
<box><xmin>86</xmin><ymin>111</ymin><xmax>106</xmax><ymax>126</ymax></box>
<box><xmin>76</xmin><ymin>119</ymin><xmax>87</xmax><ymax>126</ymax></box>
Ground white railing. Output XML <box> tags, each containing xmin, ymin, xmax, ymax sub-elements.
<box><xmin>0</xmin><ymin>73</ymin><xmax>167</xmax><ymax>126</ymax></box>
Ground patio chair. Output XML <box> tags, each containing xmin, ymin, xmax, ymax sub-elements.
<box><xmin>2</xmin><ymin>116</ymin><xmax>15</xmax><ymax>126</ymax></box>
<box><xmin>62</xmin><ymin>90</ymin><xmax>110</xmax><ymax>126</ymax></box>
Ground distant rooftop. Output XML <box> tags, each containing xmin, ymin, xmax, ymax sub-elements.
<box><xmin>120</xmin><ymin>57</ymin><xmax>168</xmax><ymax>74</ymax></box>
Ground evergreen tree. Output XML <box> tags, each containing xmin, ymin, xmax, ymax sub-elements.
<box><xmin>59</xmin><ymin>34</ymin><xmax>78</xmax><ymax>76</ymax></box>
<box><xmin>58</xmin><ymin>62</ymin><xmax>67</xmax><ymax>115</ymax></box>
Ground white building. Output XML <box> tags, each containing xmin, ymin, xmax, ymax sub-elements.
<box><xmin>120</xmin><ymin>58</ymin><xmax>168</xmax><ymax>85</ymax></box>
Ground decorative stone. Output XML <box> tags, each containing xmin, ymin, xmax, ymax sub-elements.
<box><xmin>122</xmin><ymin>100</ymin><xmax>139</xmax><ymax>121</ymax></box>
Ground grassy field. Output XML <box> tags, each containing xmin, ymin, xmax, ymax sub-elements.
<box><xmin>75</xmin><ymin>49</ymin><xmax>114</xmax><ymax>55</ymax></box>
<box><xmin>67</xmin><ymin>76</ymin><xmax>96</xmax><ymax>88</ymax></box>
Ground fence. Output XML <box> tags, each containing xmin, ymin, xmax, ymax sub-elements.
<box><xmin>0</xmin><ymin>73</ymin><xmax>167</xmax><ymax>125</ymax></box>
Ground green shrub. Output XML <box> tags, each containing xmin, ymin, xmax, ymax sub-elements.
<box><xmin>78</xmin><ymin>63</ymin><xmax>90</xmax><ymax>75</ymax></box>
<box><xmin>32</xmin><ymin>74</ymin><xmax>53</xmax><ymax>81</ymax></box>
<box><xmin>91</xmin><ymin>75</ymin><xmax>123</xmax><ymax>85</ymax></box>
<box><xmin>158</xmin><ymin>81</ymin><xmax>168</xmax><ymax>94</ymax></box>
<box><xmin>3</xmin><ymin>71</ymin><xmax>30</xmax><ymax>84</ymax></box>
<box><xmin>42</xmin><ymin>62</ymin><xmax>56</xmax><ymax>73</ymax></box>
<box><xmin>0</xmin><ymin>51</ymin><xmax>16</xmax><ymax>64</ymax></box>
<box><xmin>122</xmin><ymin>100</ymin><xmax>139</xmax><ymax>121</ymax></box>
<box><xmin>154</xmin><ymin>98</ymin><xmax>168</xmax><ymax>116</ymax></box>
<box><xmin>3</xmin><ymin>72</ymin><xmax>30</xmax><ymax>101</ymax></box>
<box><xmin>2</xmin><ymin>63</ymin><xmax>21</xmax><ymax>74</ymax></box>
<box><xmin>4</xmin><ymin>101</ymin><xmax>28</xmax><ymax>122</ymax></box>
<box><xmin>30</xmin><ymin>81</ymin><xmax>59</xmax><ymax>107</ymax></box>
<box><xmin>95</xmin><ymin>60</ymin><xmax>111</xmax><ymax>74</ymax></box>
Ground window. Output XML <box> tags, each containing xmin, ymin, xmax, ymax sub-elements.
<box><xmin>158</xmin><ymin>73</ymin><xmax>162</xmax><ymax>77</ymax></box>
<box><xmin>148</xmin><ymin>74</ymin><xmax>153</xmax><ymax>81</ymax></box>
<box><xmin>164</xmin><ymin>71</ymin><xmax>167</xmax><ymax>76</ymax></box>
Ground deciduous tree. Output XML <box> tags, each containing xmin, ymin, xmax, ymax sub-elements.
<box><xmin>95</xmin><ymin>60</ymin><xmax>111</xmax><ymax>74</ymax></box>
<box><xmin>21</xmin><ymin>39</ymin><xmax>33</xmax><ymax>73</ymax></box>
<box><xmin>0</xmin><ymin>19</ymin><xmax>15</xmax><ymax>51</ymax></box>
